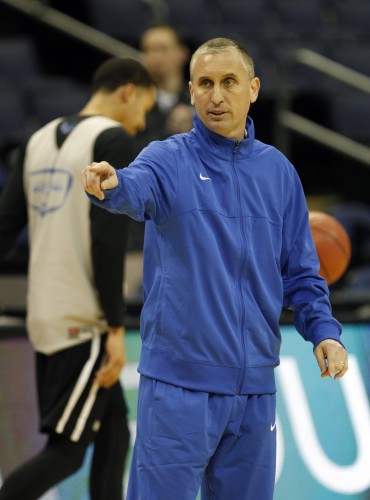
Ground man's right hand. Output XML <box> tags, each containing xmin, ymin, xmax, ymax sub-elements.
<box><xmin>81</xmin><ymin>161</ymin><xmax>118</xmax><ymax>200</ymax></box>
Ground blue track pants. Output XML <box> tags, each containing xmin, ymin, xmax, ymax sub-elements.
<box><xmin>127</xmin><ymin>376</ymin><xmax>276</xmax><ymax>500</ymax></box>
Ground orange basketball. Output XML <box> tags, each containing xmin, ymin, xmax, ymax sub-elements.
<box><xmin>309</xmin><ymin>211</ymin><xmax>352</xmax><ymax>285</ymax></box>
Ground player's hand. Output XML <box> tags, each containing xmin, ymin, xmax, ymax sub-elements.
<box><xmin>314</xmin><ymin>338</ymin><xmax>348</xmax><ymax>380</ymax></box>
<box><xmin>81</xmin><ymin>161</ymin><xmax>118</xmax><ymax>200</ymax></box>
<box><xmin>95</xmin><ymin>327</ymin><xmax>126</xmax><ymax>388</ymax></box>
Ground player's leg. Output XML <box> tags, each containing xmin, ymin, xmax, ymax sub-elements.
<box><xmin>0</xmin><ymin>433</ymin><xmax>87</xmax><ymax>500</ymax></box>
<box><xmin>89</xmin><ymin>381</ymin><xmax>130</xmax><ymax>500</ymax></box>
<box><xmin>0</xmin><ymin>337</ymin><xmax>105</xmax><ymax>500</ymax></box>
<box><xmin>201</xmin><ymin>393</ymin><xmax>276</xmax><ymax>500</ymax></box>
<box><xmin>0</xmin><ymin>333</ymin><xmax>110</xmax><ymax>499</ymax></box>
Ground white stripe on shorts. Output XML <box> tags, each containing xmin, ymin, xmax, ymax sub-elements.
<box><xmin>55</xmin><ymin>333</ymin><xmax>101</xmax><ymax>436</ymax></box>
<box><xmin>70</xmin><ymin>380</ymin><xmax>100</xmax><ymax>442</ymax></box>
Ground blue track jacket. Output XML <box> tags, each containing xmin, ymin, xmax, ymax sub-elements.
<box><xmin>90</xmin><ymin>114</ymin><xmax>342</xmax><ymax>395</ymax></box>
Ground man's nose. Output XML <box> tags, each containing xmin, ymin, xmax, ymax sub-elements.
<box><xmin>211</xmin><ymin>85</ymin><xmax>224</xmax><ymax>104</ymax></box>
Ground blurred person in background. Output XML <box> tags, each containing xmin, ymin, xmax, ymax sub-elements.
<box><xmin>137</xmin><ymin>24</ymin><xmax>195</xmax><ymax>148</ymax></box>
<box><xmin>0</xmin><ymin>57</ymin><xmax>155</xmax><ymax>500</ymax></box>
<box><xmin>128</xmin><ymin>25</ymin><xmax>195</xmax><ymax>257</ymax></box>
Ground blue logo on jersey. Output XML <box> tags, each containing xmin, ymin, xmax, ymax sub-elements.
<box><xmin>29</xmin><ymin>168</ymin><xmax>73</xmax><ymax>216</ymax></box>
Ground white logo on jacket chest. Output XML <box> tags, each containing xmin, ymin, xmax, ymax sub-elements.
<box><xmin>199</xmin><ymin>172</ymin><xmax>211</xmax><ymax>181</ymax></box>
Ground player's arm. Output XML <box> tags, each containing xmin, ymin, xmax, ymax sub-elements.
<box><xmin>91</xmin><ymin>201</ymin><xmax>129</xmax><ymax>389</ymax></box>
<box><xmin>90</xmin><ymin>128</ymin><xmax>134</xmax><ymax>387</ymax></box>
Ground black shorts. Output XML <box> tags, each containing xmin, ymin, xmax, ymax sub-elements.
<box><xmin>36</xmin><ymin>333</ymin><xmax>128</xmax><ymax>445</ymax></box>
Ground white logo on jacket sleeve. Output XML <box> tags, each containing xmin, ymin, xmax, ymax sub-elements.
<box><xmin>199</xmin><ymin>172</ymin><xmax>211</xmax><ymax>181</ymax></box>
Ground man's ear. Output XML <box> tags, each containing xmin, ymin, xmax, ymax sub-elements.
<box><xmin>250</xmin><ymin>77</ymin><xmax>260</xmax><ymax>104</ymax></box>
<box><xmin>189</xmin><ymin>81</ymin><xmax>195</xmax><ymax>106</ymax></box>
<box><xmin>119</xmin><ymin>83</ymin><xmax>136</xmax><ymax>103</ymax></box>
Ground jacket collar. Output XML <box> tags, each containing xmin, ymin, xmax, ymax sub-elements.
<box><xmin>191</xmin><ymin>113</ymin><xmax>255</xmax><ymax>158</ymax></box>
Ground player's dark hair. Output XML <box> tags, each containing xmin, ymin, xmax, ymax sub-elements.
<box><xmin>91</xmin><ymin>57</ymin><xmax>154</xmax><ymax>94</ymax></box>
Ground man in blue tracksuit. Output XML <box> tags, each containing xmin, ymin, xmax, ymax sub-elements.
<box><xmin>81</xmin><ymin>38</ymin><xmax>348</xmax><ymax>499</ymax></box>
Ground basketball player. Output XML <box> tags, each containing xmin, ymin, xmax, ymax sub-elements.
<box><xmin>0</xmin><ymin>58</ymin><xmax>155</xmax><ymax>499</ymax></box>
<box><xmin>81</xmin><ymin>39</ymin><xmax>348</xmax><ymax>500</ymax></box>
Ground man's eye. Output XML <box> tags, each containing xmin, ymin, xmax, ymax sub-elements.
<box><xmin>200</xmin><ymin>80</ymin><xmax>211</xmax><ymax>87</ymax></box>
<box><xmin>224</xmin><ymin>79</ymin><xmax>235</xmax><ymax>86</ymax></box>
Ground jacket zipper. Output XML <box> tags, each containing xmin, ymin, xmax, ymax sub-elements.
<box><xmin>231</xmin><ymin>141</ymin><xmax>248</xmax><ymax>394</ymax></box>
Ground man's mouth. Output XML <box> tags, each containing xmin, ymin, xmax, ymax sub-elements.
<box><xmin>209</xmin><ymin>110</ymin><xmax>227</xmax><ymax>118</ymax></box>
